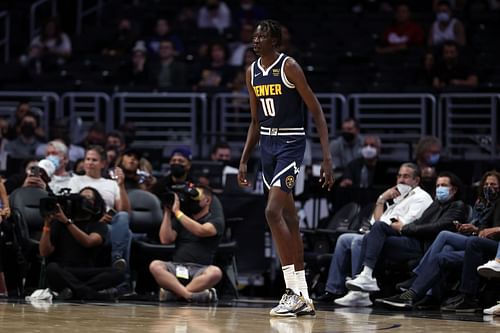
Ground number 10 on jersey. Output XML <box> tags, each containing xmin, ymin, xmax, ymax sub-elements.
<box><xmin>260</xmin><ymin>98</ymin><xmax>276</xmax><ymax>117</ymax></box>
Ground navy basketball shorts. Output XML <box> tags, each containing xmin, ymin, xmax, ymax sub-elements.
<box><xmin>259</xmin><ymin>135</ymin><xmax>306</xmax><ymax>193</ymax></box>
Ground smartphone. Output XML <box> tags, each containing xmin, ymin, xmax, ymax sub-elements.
<box><xmin>453</xmin><ymin>220</ymin><xmax>461</xmax><ymax>226</ymax></box>
<box><xmin>107</xmin><ymin>208</ymin><xmax>117</xmax><ymax>217</ymax></box>
<box><xmin>30</xmin><ymin>165</ymin><xmax>40</xmax><ymax>177</ymax></box>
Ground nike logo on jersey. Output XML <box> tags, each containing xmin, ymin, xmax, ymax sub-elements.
<box><xmin>286</xmin><ymin>140</ymin><xmax>297</xmax><ymax>144</ymax></box>
<box><xmin>254</xmin><ymin>72</ymin><xmax>261</xmax><ymax>77</ymax></box>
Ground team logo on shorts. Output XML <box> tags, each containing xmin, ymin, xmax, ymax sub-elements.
<box><xmin>285</xmin><ymin>175</ymin><xmax>295</xmax><ymax>189</ymax></box>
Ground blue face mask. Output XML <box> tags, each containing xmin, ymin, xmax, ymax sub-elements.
<box><xmin>427</xmin><ymin>153</ymin><xmax>440</xmax><ymax>166</ymax></box>
<box><xmin>436</xmin><ymin>12</ymin><xmax>450</xmax><ymax>22</ymax></box>
<box><xmin>46</xmin><ymin>155</ymin><xmax>60</xmax><ymax>170</ymax></box>
<box><xmin>484</xmin><ymin>186</ymin><xmax>499</xmax><ymax>202</ymax></box>
<box><xmin>435</xmin><ymin>186</ymin><xmax>451</xmax><ymax>202</ymax></box>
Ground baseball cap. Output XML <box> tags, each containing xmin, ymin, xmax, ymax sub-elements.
<box><xmin>38</xmin><ymin>158</ymin><xmax>56</xmax><ymax>180</ymax></box>
<box><xmin>170</xmin><ymin>147</ymin><xmax>192</xmax><ymax>161</ymax></box>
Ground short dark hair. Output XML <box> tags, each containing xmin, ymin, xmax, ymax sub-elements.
<box><xmin>401</xmin><ymin>162</ymin><xmax>421</xmax><ymax>179</ymax></box>
<box><xmin>257</xmin><ymin>19</ymin><xmax>282</xmax><ymax>47</ymax></box>
<box><xmin>437</xmin><ymin>171</ymin><xmax>463</xmax><ymax>200</ymax></box>
<box><xmin>211</xmin><ymin>141</ymin><xmax>231</xmax><ymax>155</ymax></box>
<box><xmin>86</xmin><ymin>145</ymin><xmax>107</xmax><ymax>161</ymax></box>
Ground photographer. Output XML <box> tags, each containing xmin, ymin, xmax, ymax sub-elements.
<box><xmin>39</xmin><ymin>187</ymin><xmax>125</xmax><ymax>300</ymax></box>
<box><xmin>149</xmin><ymin>185</ymin><xmax>224</xmax><ymax>303</ymax></box>
<box><xmin>151</xmin><ymin>147</ymin><xmax>196</xmax><ymax>197</ymax></box>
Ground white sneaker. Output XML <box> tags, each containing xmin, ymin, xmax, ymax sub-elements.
<box><xmin>484</xmin><ymin>302</ymin><xmax>500</xmax><ymax>316</ymax></box>
<box><xmin>334</xmin><ymin>291</ymin><xmax>372</xmax><ymax>307</ymax></box>
<box><xmin>345</xmin><ymin>274</ymin><xmax>380</xmax><ymax>292</ymax></box>
<box><xmin>270</xmin><ymin>289</ymin><xmax>307</xmax><ymax>317</ymax></box>
<box><xmin>477</xmin><ymin>260</ymin><xmax>500</xmax><ymax>279</ymax></box>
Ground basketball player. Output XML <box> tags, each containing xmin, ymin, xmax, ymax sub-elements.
<box><xmin>238</xmin><ymin>20</ymin><xmax>335</xmax><ymax>317</ymax></box>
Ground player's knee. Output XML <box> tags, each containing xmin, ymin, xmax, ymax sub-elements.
<box><xmin>265</xmin><ymin>206</ymin><xmax>281</xmax><ymax>223</ymax></box>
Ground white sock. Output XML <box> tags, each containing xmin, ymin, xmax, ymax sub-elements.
<box><xmin>360</xmin><ymin>266</ymin><xmax>373</xmax><ymax>278</ymax></box>
<box><xmin>295</xmin><ymin>270</ymin><xmax>310</xmax><ymax>301</ymax></box>
<box><xmin>282</xmin><ymin>264</ymin><xmax>299</xmax><ymax>295</ymax></box>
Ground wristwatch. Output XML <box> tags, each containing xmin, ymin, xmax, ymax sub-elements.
<box><xmin>66</xmin><ymin>219</ymin><xmax>74</xmax><ymax>226</ymax></box>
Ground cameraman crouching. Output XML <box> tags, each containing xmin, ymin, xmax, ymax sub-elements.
<box><xmin>39</xmin><ymin>187</ymin><xmax>126</xmax><ymax>300</ymax></box>
<box><xmin>149</xmin><ymin>186</ymin><xmax>224</xmax><ymax>303</ymax></box>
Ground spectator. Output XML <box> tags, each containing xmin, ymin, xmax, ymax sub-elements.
<box><xmin>339</xmin><ymin>135</ymin><xmax>386</xmax><ymax>188</ymax></box>
<box><xmin>101</xmin><ymin>16</ymin><xmax>138</xmax><ymax>58</ymax></box>
<box><xmin>18</xmin><ymin>42</ymin><xmax>48</xmax><ymax>79</ymax></box>
<box><xmin>329</xmin><ymin>118</ymin><xmax>363</xmax><ymax>176</ymax></box>
<box><xmin>5</xmin><ymin>113</ymin><xmax>43</xmax><ymax>160</ymax></box>
<box><xmin>414</xmin><ymin>136</ymin><xmax>442</xmax><ymax>195</ymax></box>
<box><xmin>318</xmin><ymin>163</ymin><xmax>433</xmax><ymax>307</ymax></box>
<box><xmin>81</xmin><ymin>122</ymin><xmax>106</xmax><ymax>148</ymax></box>
<box><xmin>210</xmin><ymin>141</ymin><xmax>238</xmax><ymax>187</ymax></box>
<box><xmin>0</xmin><ymin>180</ymin><xmax>10</xmax><ymax>298</ymax></box>
<box><xmin>379</xmin><ymin>170</ymin><xmax>500</xmax><ymax>310</ymax></box>
<box><xmin>197</xmin><ymin>0</ymin><xmax>232</xmax><ymax>34</ymax></box>
<box><xmin>39</xmin><ymin>187</ymin><xmax>125</xmax><ymax>300</ymax></box>
<box><xmin>428</xmin><ymin>0</ymin><xmax>466</xmax><ymax>47</ymax></box>
<box><xmin>67</xmin><ymin>146</ymin><xmax>132</xmax><ymax>292</ymax></box>
<box><xmin>149</xmin><ymin>186</ymin><xmax>224</xmax><ymax>303</ymax></box>
<box><xmin>106</xmin><ymin>131</ymin><xmax>127</xmax><ymax>156</ymax></box>
<box><xmin>6</xmin><ymin>102</ymin><xmax>45</xmax><ymax>142</ymax></box>
<box><xmin>152</xmin><ymin>40</ymin><xmax>188</xmax><ymax>90</ymax></box>
<box><xmin>44</xmin><ymin>140</ymin><xmax>73</xmax><ymax>195</ymax></box>
<box><xmin>151</xmin><ymin>147</ymin><xmax>196</xmax><ymax>198</ymax></box>
<box><xmin>278</xmin><ymin>25</ymin><xmax>302</xmax><ymax>63</ymax></box>
<box><xmin>228</xmin><ymin>23</ymin><xmax>254</xmax><ymax>67</ymax></box>
<box><xmin>36</xmin><ymin>117</ymin><xmax>85</xmax><ymax>164</ymax></box>
<box><xmin>195</xmin><ymin>41</ymin><xmax>235</xmax><ymax>90</ymax></box>
<box><xmin>29</xmin><ymin>17</ymin><xmax>72</xmax><ymax>60</ymax></box>
<box><xmin>145</xmin><ymin>17</ymin><xmax>184</xmax><ymax>57</ymax></box>
<box><xmin>375</xmin><ymin>3</ymin><xmax>425</xmax><ymax>54</ymax></box>
<box><xmin>115</xmin><ymin>148</ymin><xmax>156</xmax><ymax>191</ymax></box>
<box><xmin>20</xmin><ymin>158</ymin><xmax>57</xmax><ymax>195</ymax></box>
<box><xmin>4</xmin><ymin>159</ymin><xmax>39</xmax><ymax>194</ymax></box>
<box><xmin>432</xmin><ymin>41</ymin><xmax>478</xmax><ymax>89</ymax></box>
<box><xmin>233</xmin><ymin>0</ymin><xmax>267</xmax><ymax>27</ymax></box>
<box><xmin>115</xmin><ymin>41</ymin><xmax>155</xmax><ymax>88</ymax></box>
<box><xmin>415</xmin><ymin>50</ymin><xmax>435</xmax><ymax>87</ymax></box>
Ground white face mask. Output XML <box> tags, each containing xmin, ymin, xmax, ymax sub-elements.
<box><xmin>397</xmin><ymin>183</ymin><xmax>412</xmax><ymax>197</ymax></box>
<box><xmin>361</xmin><ymin>145</ymin><xmax>377</xmax><ymax>159</ymax></box>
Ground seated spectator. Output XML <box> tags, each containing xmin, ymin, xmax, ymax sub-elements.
<box><xmin>67</xmin><ymin>146</ymin><xmax>132</xmax><ymax>292</ymax></box>
<box><xmin>145</xmin><ymin>17</ymin><xmax>184</xmax><ymax>57</ymax></box>
<box><xmin>39</xmin><ymin>187</ymin><xmax>125</xmax><ymax>300</ymax></box>
<box><xmin>329</xmin><ymin>118</ymin><xmax>363</xmax><ymax>177</ymax></box>
<box><xmin>414</xmin><ymin>136</ymin><xmax>442</xmax><ymax>195</ymax></box>
<box><xmin>0</xmin><ymin>180</ymin><xmax>10</xmax><ymax>298</ymax></box>
<box><xmin>379</xmin><ymin>170</ymin><xmax>500</xmax><ymax>310</ymax></box>
<box><xmin>210</xmin><ymin>141</ymin><xmax>238</xmax><ymax>187</ymax></box>
<box><xmin>44</xmin><ymin>140</ymin><xmax>73</xmax><ymax>195</ymax></box>
<box><xmin>428</xmin><ymin>0</ymin><xmax>466</xmax><ymax>47</ymax></box>
<box><xmin>29</xmin><ymin>17</ymin><xmax>72</xmax><ymax>61</ymax></box>
<box><xmin>375</xmin><ymin>3</ymin><xmax>424</xmax><ymax>54</ymax></box>
<box><xmin>18</xmin><ymin>42</ymin><xmax>48</xmax><ymax>80</ymax></box>
<box><xmin>149</xmin><ymin>185</ymin><xmax>224</xmax><ymax>303</ymax></box>
<box><xmin>5</xmin><ymin>113</ymin><xmax>44</xmax><ymax>160</ymax></box>
<box><xmin>414</xmin><ymin>50</ymin><xmax>435</xmax><ymax>87</ymax></box>
<box><xmin>432</xmin><ymin>41</ymin><xmax>478</xmax><ymax>89</ymax></box>
<box><xmin>197</xmin><ymin>0</ymin><xmax>232</xmax><ymax>34</ymax></box>
<box><xmin>195</xmin><ymin>41</ymin><xmax>235</xmax><ymax>90</ymax></box>
<box><xmin>228</xmin><ymin>23</ymin><xmax>253</xmax><ymax>67</ymax></box>
<box><xmin>106</xmin><ymin>131</ymin><xmax>127</xmax><ymax>156</ymax></box>
<box><xmin>278</xmin><ymin>25</ymin><xmax>302</xmax><ymax>64</ymax></box>
<box><xmin>6</xmin><ymin>102</ymin><xmax>45</xmax><ymax>142</ymax></box>
<box><xmin>339</xmin><ymin>135</ymin><xmax>386</xmax><ymax>188</ymax></box>
<box><xmin>4</xmin><ymin>159</ymin><xmax>39</xmax><ymax>194</ymax></box>
<box><xmin>101</xmin><ymin>16</ymin><xmax>138</xmax><ymax>58</ymax></box>
<box><xmin>315</xmin><ymin>162</ymin><xmax>433</xmax><ymax>306</ymax></box>
<box><xmin>151</xmin><ymin>40</ymin><xmax>188</xmax><ymax>90</ymax></box>
<box><xmin>115</xmin><ymin>148</ymin><xmax>156</xmax><ymax>191</ymax></box>
<box><xmin>22</xmin><ymin>158</ymin><xmax>57</xmax><ymax>194</ymax></box>
<box><xmin>36</xmin><ymin>117</ymin><xmax>85</xmax><ymax>164</ymax></box>
<box><xmin>115</xmin><ymin>41</ymin><xmax>155</xmax><ymax>88</ymax></box>
<box><xmin>81</xmin><ymin>122</ymin><xmax>106</xmax><ymax>148</ymax></box>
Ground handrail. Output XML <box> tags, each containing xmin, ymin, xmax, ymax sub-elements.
<box><xmin>30</xmin><ymin>0</ymin><xmax>58</xmax><ymax>41</ymax></box>
<box><xmin>0</xmin><ymin>11</ymin><xmax>10</xmax><ymax>63</ymax></box>
<box><xmin>76</xmin><ymin>0</ymin><xmax>105</xmax><ymax>35</ymax></box>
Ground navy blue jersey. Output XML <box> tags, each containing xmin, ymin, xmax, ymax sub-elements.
<box><xmin>251</xmin><ymin>53</ymin><xmax>304</xmax><ymax>128</ymax></box>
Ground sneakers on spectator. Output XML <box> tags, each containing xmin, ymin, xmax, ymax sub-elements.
<box><xmin>112</xmin><ymin>258</ymin><xmax>127</xmax><ymax>271</ymax></box>
<box><xmin>54</xmin><ymin>288</ymin><xmax>73</xmax><ymax>301</ymax></box>
<box><xmin>190</xmin><ymin>288</ymin><xmax>218</xmax><ymax>303</ymax></box>
<box><xmin>314</xmin><ymin>291</ymin><xmax>343</xmax><ymax>303</ymax></box>
<box><xmin>269</xmin><ymin>289</ymin><xmax>307</xmax><ymax>317</ymax></box>
<box><xmin>97</xmin><ymin>287</ymin><xmax>118</xmax><ymax>300</ymax></box>
<box><xmin>440</xmin><ymin>294</ymin><xmax>481</xmax><ymax>313</ymax></box>
<box><xmin>477</xmin><ymin>260</ymin><xmax>500</xmax><ymax>279</ymax></box>
<box><xmin>345</xmin><ymin>274</ymin><xmax>380</xmax><ymax>292</ymax></box>
<box><xmin>159</xmin><ymin>288</ymin><xmax>178</xmax><ymax>302</ymax></box>
<box><xmin>484</xmin><ymin>302</ymin><xmax>500</xmax><ymax>315</ymax></box>
<box><xmin>395</xmin><ymin>275</ymin><xmax>416</xmax><ymax>292</ymax></box>
<box><xmin>334</xmin><ymin>291</ymin><xmax>372</xmax><ymax>307</ymax></box>
<box><xmin>377</xmin><ymin>290</ymin><xmax>416</xmax><ymax>309</ymax></box>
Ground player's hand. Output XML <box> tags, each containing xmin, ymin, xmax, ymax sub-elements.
<box><xmin>238</xmin><ymin>163</ymin><xmax>250</xmax><ymax>187</ymax></box>
<box><xmin>319</xmin><ymin>160</ymin><xmax>335</xmax><ymax>191</ymax></box>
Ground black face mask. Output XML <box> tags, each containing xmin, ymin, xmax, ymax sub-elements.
<box><xmin>21</xmin><ymin>124</ymin><xmax>35</xmax><ymax>137</ymax></box>
<box><xmin>341</xmin><ymin>132</ymin><xmax>355</xmax><ymax>142</ymax></box>
<box><xmin>170</xmin><ymin>164</ymin><xmax>186</xmax><ymax>178</ymax></box>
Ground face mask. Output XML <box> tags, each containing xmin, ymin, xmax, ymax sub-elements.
<box><xmin>361</xmin><ymin>146</ymin><xmax>377</xmax><ymax>159</ymax></box>
<box><xmin>483</xmin><ymin>186</ymin><xmax>499</xmax><ymax>202</ymax></box>
<box><xmin>170</xmin><ymin>164</ymin><xmax>186</xmax><ymax>178</ymax></box>
<box><xmin>21</xmin><ymin>124</ymin><xmax>35</xmax><ymax>137</ymax></box>
<box><xmin>437</xmin><ymin>12</ymin><xmax>450</xmax><ymax>22</ymax></box>
<box><xmin>341</xmin><ymin>132</ymin><xmax>355</xmax><ymax>143</ymax></box>
<box><xmin>46</xmin><ymin>155</ymin><xmax>60</xmax><ymax>170</ymax></box>
<box><xmin>435</xmin><ymin>186</ymin><xmax>451</xmax><ymax>202</ymax></box>
<box><xmin>427</xmin><ymin>153</ymin><xmax>440</xmax><ymax>166</ymax></box>
<box><xmin>397</xmin><ymin>183</ymin><xmax>412</xmax><ymax>197</ymax></box>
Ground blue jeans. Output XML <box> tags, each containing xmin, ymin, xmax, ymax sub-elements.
<box><xmin>496</xmin><ymin>242</ymin><xmax>500</xmax><ymax>259</ymax></box>
<box><xmin>325</xmin><ymin>233</ymin><xmax>363</xmax><ymax>294</ymax></box>
<box><xmin>107</xmin><ymin>211</ymin><xmax>132</xmax><ymax>265</ymax></box>
<box><xmin>411</xmin><ymin>231</ymin><xmax>467</xmax><ymax>298</ymax></box>
<box><xmin>460</xmin><ymin>236</ymin><xmax>498</xmax><ymax>296</ymax></box>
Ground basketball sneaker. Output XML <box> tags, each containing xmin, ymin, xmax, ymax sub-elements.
<box><xmin>295</xmin><ymin>296</ymin><xmax>316</xmax><ymax>317</ymax></box>
<box><xmin>269</xmin><ymin>289</ymin><xmax>307</xmax><ymax>317</ymax></box>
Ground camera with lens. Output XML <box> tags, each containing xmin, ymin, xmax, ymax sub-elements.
<box><xmin>39</xmin><ymin>193</ymin><xmax>96</xmax><ymax>219</ymax></box>
<box><xmin>159</xmin><ymin>182</ymin><xmax>202</xmax><ymax>215</ymax></box>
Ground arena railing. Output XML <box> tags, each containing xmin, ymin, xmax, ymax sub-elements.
<box><xmin>0</xmin><ymin>11</ymin><xmax>10</xmax><ymax>63</ymax></box>
<box><xmin>347</xmin><ymin>93</ymin><xmax>437</xmax><ymax>161</ymax></box>
<box><xmin>30</xmin><ymin>0</ymin><xmax>58</xmax><ymax>40</ymax></box>
<box><xmin>439</xmin><ymin>93</ymin><xmax>500</xmax><ymax>160</ymax></box>
<box><xmin>75</xmin><ymin>0</ymin><xmax>106</xmax><ymax>35</ymax></box>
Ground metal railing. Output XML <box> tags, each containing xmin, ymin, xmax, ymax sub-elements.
<box><xmin>76</xmin><ymin>0</ymin><xmax>106</xmax><ymax>35</ymax></box>
<box><xmin>0</xmin><ymin>11</ymin><xmax>10</xmax><ymax>63</ymax></box>
<box><xmin>439</xmin><ymin>93</ymin><xmax>500</xmax><ymax>160</ymax></box>
<box><xmin>30</xmin><ymin>0</ymin><xmax>58</xmax><ymax>40</ymax></box>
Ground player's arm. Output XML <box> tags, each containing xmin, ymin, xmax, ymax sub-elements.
<box><xmin>238</xmin><ymin>66</ymin><xmax>260</xmax><ymax>186</ymax></box>
<box><xmin>284</xmin><ymin>58</ymin><xmax>335</xmax><ymax>190</ymax></box>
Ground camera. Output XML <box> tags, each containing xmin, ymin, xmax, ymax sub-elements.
<box><xmin>159</xmin><ymin>183</ymin><xmax>202</xmax><ymax>215</ymax></box>
<box><xmin>39</xmin><ymin>193</ymin><xmax>95</xmax><ymax>219</ymax></box>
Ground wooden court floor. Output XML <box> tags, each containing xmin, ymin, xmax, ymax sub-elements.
<box><xmin>1</xmin><ymin>299</ymin><xmax>500</xmax><ymax>333</ymax></box>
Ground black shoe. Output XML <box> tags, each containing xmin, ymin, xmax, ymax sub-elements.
<box><xmin>440</xmin><ymin>294</ymin><xmax>481</xmax><ymax>313</ymax></box>
<box><xmin>314</xmin><ymin>291</ymin><xmax>343</xmax><ymax>303</ymax></box>
<box><xmin>112</xmin><ymin>258</ymin><xmax>127</xmax><ymax>271</ymax></box>
<box><xmin>55</xmin><ymin>288</ymin><xmax>73</xmax><ymax>300</ymax></box>
<box><xmin>395</xmin><ymin>275</ymin><xmax>416</xmax><ymax>292</ymax></box>
<box><xmin>97</xmin><ymin>287</ymin><xmax>118</xmax><ymax>300</ymax></box>
<box><xmin>414</xmin><ymin>295</ymin><xmax>440</xmax><ymax>310</ymax></box>
<box><xmin>377</xmin><ymin>290</ymin><xmax>416</xmax><ymax>309</ymax></box>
